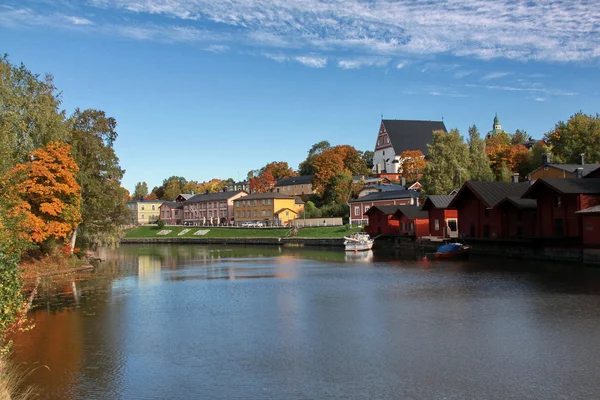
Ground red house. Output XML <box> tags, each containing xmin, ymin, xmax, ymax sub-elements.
<box><xmin>364</xmin><ymin>205</ymin><xmax>402</xmax><ymax>236</ymax></box>
<box><xmin>392</xmin><ymin>205</ymin><xmax>430</xmax><ymax>237</ymax></box>
<box><xmin>421</xmin><ymin>195</ymin><xmax>458</xmax><ymax>238</ymax></box>
<box><xmin>348</xmin><ymin>190</ymin><xmax>421</xmax><ymax>225</ymax></box>
<box><xmin>522</xmin><ymin>178</ymin><xmax>600</xmax><ymax>239</ymax></box>
<box><xmin>576</xmin><ymin>206</ymin><xmax>600</xmax><ymax>248</ymax></box>
<box><xmin>448</xmin><ymin>181</ymin><xmax>532</xmax><ymax>239</ymax></box>
<box><xmin>494</xmin><ymin>197</ymin><xmax>537</xmax><ymax>238</ymax></box>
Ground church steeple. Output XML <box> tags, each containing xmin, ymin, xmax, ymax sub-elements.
<box><xmin>493</xmin><ymin>113</ymin><xmax>501</xmax><ymax>132</ymax></box>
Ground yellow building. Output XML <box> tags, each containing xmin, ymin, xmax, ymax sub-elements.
<box><xmin>233</xmin><ymin>193</ymin><xmax>304</xmax><ymax>226</ymax></box>
<box><xmin>127</xmin><ymin>200</ymin><xmax>165</xmax><ymax>224</ymax></box>
<box><xmin>274</xmin><ymin>175</ymin><xmax>315</xmax><ymax>196</ymax></box>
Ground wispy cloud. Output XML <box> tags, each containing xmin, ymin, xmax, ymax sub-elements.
<box><xmin>2</xmin><ymin>0</ymin><xmax>600</xmax><ymax>64</ymax></box>
<box><xmin>294</xmin><ymin>56</ymin><xmax>327</xmax><ymax>68</ymax></box>
<box><xmin>481</xmin><ymin>72</ymin><xmax>513</xmax><ymax>81</ymax></box>
<box><xmin>454</xmin><ymin>70</ymin><xmax>475</xmax><ymax>79</ymax></box>
<box><xmin>205</xmin><ymin>44</ymin><xmax>229</xmax><ymax>53</ymax></box>
<box><xmin>338</xmin><ymin>57</ymin><xmax>390</xmax><ymax>69</ymax></box>
<box><xmin>466</xmin><ymin>84</ymin><xmax>577</xmax><ymax>96</ymax></box>
<box><xmin>396</xmin><ymin>61</ymin><xmax>407</xmax><ymax>69</ymax></box>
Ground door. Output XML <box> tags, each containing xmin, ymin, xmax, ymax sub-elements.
<box><xmin>555</xmin><ymin>218</ymin><xmax>564</xmax><ymax>237</ymax></box>
<box><xmin>446</xmin><ymin>219</ymin><xmax>458</xmax><ymax>238</ymax></box>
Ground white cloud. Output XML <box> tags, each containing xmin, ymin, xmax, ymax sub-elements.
<box><xmin>66</xmin><ymin>16</ymin><xmax>93</xmax><ymax>25</ymax></box>
<box><xmin>338</xmin><ymin>57</ymin><xmax>390</xmax><ymax>69</ymax></box>
<box><xmin>396</xmin><ymin>61</ymin><xmax>407</xmax><ymax>69</ymax></box>
<box><xmin>481</xmin><ymin>72</ymin><xmax>513</xmax><ymax>81</ymax></box>
<box><xmin>294</xmin><ymin>56</ymin><xmax>327</xmax><ymax>68</ymax></box>
<box><xmin>454</xmin><ymin>70</ymin><xmax>475</xmax><ymax>79</ymax></box>
<box><xmin>205</xmin><ymin>44</ymin><xmax>229</xmax><ymax>52</ymax></box>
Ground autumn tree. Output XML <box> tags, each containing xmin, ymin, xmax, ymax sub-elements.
<box><xmin>399</xmin><ymin>150</ymin><xmax>426</xmax><ymax>182</ymax></box>
<box><xmin>249</xmin><ymin>169</ymin><xmax>276</xmax><ymax>193</ymax></box>
<box><xmin>544</xmin><ymin>112</ymin><xmax>600</xmax><ymax>164</ymax></box>
<box><xmin>511</xmin><ymin>129</ymin><xmax>531</xmax><ymax>145</ymax></box>
<box><xmin>0</xmin><ymin>55</ymin><xmax>68</xmax><ymax>174</ymax></box>
<box><xmin>3</xmin><ymin>142</ymin><xmax>81</xmax><ymax>245</ymax></box>
<box><xmin>467</xmin><ymin>125</ymin><xmax>494</xmax><ymax>181</ymax></box>
<box><xmin>151</xmin><ymin>176</ymin><xmax>188</xmax><ymax>200</ymax></box>
<box><xmin>68</xmin><ymin>109</ymin><xmax>130</xmax><ymax>249</ymax></box>
<box><xmin>421</xmin><ymin>129</ymin><xmax>470</xmax><ymax>195</ymax></box>
<box><xmin>298</xmin><ymin>141</ymin><xmax>331</xmax><ymax>175</ymax></box>
<box><xmin>133</xmin><ymin>182</ymin><xmax>149</xmax><ymax>199</ymax></box>
<box><xmin>312</xmin><ymin>145</ymin><xmax>371</xmax><ymax>200</ymax></box>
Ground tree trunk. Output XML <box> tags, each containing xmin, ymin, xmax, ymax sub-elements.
<box><xmin>69</xmin><ymin>225</ymin><xmax>79</xmax><ymax>254</ymax></box>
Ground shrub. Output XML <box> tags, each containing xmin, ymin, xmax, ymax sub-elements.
<box><xmin>156</xmin><ymin>220</ymin><xmax>165</xmax><ymax>229</ymax></box>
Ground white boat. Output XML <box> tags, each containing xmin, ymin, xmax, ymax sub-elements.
<box><xmin>343</xmin><ymin>232</ymin><xmax>374</xmax><ymax>251</ymax></box>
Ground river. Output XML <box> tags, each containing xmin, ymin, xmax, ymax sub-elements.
<box><xmin>11</xmin><ymin>244</ymin><xmax>600</xmax><ymax>399</ymax></box>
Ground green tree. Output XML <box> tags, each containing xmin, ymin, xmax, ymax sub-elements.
<box><xmin>511</xmin><ymin>129</ymin><xmax>530</xmax><ymax>145</ymax></box>
<box><xmin>154</xmin><ymin>176</ymin><xmax>188</xmax><ymax>200</ymax></box>
<box><xmin>498</xmin><ymin>162</ymin><xmax>513</xmax><ymax>182</ymax></box>
<box><xmin>68</xmin><ymin>109</ymin><xmax>130</xmax><ymax>249</ymax></box>
<box><xmin>133</xmin><ymin>182</ymin><xmax>149</xmax><ymax>199</ymax></box>
<box><xmin>298</xmin><ymin>140</ymin><xmax>331</xmax><ymax>175</ymax></box>
<box><xmin>362</xmin><ymin>150</ymin><xmax>374</xmax><ymax>170</ymax></box>
<box><xmin>303</xmin><ymin>201</ymin><xmax>321</xmax><ymax>218</ymax></box>
<box><xmin>422</xmin><ymin>129</ymin><xmax>470</xmax><ymax>195</ymax></box>
<box><xmin>544</xmin><ymin>112</ymin><xmax>600</xmax><ymax>164</ymax></box>
<box><xmin>528</xmin><ymin>141</ymin><xmax>551</xmax><ymax>173</ymax></box>
<box><xmin>324</xmin><ymin>172</ymin><xmax>353</xmax><ymax>204</ymax></box>
<box><xmin>0</xmin><ymin>54</ymin><xmax>68</xmax><ymax>174</ymax></box>
<box><xmin>467</xmin><ymin>125</ymin><xmax>494</xmax><ymax>181</ymax></box>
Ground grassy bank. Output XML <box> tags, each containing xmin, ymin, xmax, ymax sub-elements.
<box><xmin>124</xmin><ymin>225</ymin><xmax>363</xmax><ymax>240</ymax></box>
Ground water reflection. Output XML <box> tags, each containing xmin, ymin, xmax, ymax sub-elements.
<box><xmin>11</xmin><ymin>244</ymin><xmax>600</xmax><ymax>400</ymax></box>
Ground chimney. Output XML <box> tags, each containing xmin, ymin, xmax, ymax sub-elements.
<box><xmin>574</xmin><ymin>167</ymin><xmax>584</xmax><ymax>179</ymax></box>
<box><xmin>204</xmin><ymin>190</ymin><xmax>209</xmax><ymax>194</ymax></box>
<box><xmin>541</xmin><ymin>153</ymin><xmax>550</xmax><ymax>165</ymax></box>
<box><xmin>580</xmin><ymin>153</ymin><xmax>585</xmax><ymax>165</ymax></box>
<box><xmin>222</xmin><ymin>187</ymin><xmax>228</xmax><ymax>192</ymax></box>
<box><xmin>401</xmin><ymin>177</ymin><xmax>406</xmax><ymax>187</ymax></box>
<box><xmin>511</xmin><ymin>173</ymin><xmax>519</xmax><ymax>183</ymax></box>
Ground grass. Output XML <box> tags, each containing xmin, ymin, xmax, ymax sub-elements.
<box><xmin>124</xmin><ymin>225</ymin><xmax>364</xmax><ymax>239</ymax></box>
<box><xmin>0</xmin><ymin>356</ymin><xmax>37</xmax><ymax>400</ymax></box>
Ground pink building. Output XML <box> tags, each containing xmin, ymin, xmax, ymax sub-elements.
<box><xmin>159</xmin><ymin>201</ymin><xmax>184</xmax><ymax>225</ymax></box>
<box><xmin>183</xmin><ymin>190</ymin><xmax>247</xmax><ymax>225</ymax></box>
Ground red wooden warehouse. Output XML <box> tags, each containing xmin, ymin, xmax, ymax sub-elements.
<box><xmin>576</xmin><ymin>205</ymin><xmax>600</xmax><ymax>248</ymax></box>
<box><xmin>421</xmin><ymin>195</ymin><xmax>458</xmax><ymax>238</ymax></box>
<box><xmin>494</xmin><ymin>197</ymin><xmax>538</xmax><ymax>239</ymax></box>
<box><xmin>392</xmin><ymin>205</ymin><xmax>430</xmax><ymax>237</ymax></box>
<box><xmin>364</xmin><ymin>205</ymin><xmax>402</xmax><ymax>236</ymax></box>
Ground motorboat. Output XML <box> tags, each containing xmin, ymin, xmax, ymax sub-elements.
<box><xmin>344</xmin><ymin>232</ymin><xmax>374</xmax><ymax>252</ymax></box>
<box><xmin>434</xmin><ymin>242</ymin><xmax>471</xmax><ymax>260</ymax></box>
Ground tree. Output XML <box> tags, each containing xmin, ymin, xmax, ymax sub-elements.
<box><xmin>133</xmin><ymin>182</ymin><xmax>149</xmax><ymax>199</ymax></box>
<box><xmin>528</xmin><ymin>141</ymin><xmax>551</xmax><ymax>173</ymax></box>
<box><xmin>544</xmin><ymin>112</ymin><xmax>600</xmax><ymax>164</ymax></box>
<box><xmin>324</xmin><ymin>172</ymin><xmax>353</xmax><ymax>204</ymax></box>
<box><xmin>312</xmin><ymin>145</ymin><xmax>370</xmax><ymax>197</ymax></box>
<box><xmin>467</xmin><ymin>125</ymin><xmax>494</xmax><ymax>181</ymax></box>
<box><xmin>511</xmin><ymin>129</ymin><xmax>530</xmax><ymax>145</ymax></box>
<box><xmin>3</xmin><ymin>142</ymin><xmax>81</xmax><ymax>245</ymax></box>
<box><xmin>152</xmin><ymin>176</ymin><xmax>188</xmax><ymax>200</ymax></box>
<box><xmin>399</xmin><ymin>150</ymin><xmax>426</xmax><ymax>182</ymax></box>
<box><xmin>422</xmin><ymin>129</ymin><xmax>470</xmax><ymax>195</ymax></box>
<box><xmin>498</xmin><ymin>162</ymin><xmax>513</xmax><ymax>182</ymax></box>
<box><xmin>262</xmin><ymin>161</ymin><xmax>297</xmax><ymax>180</ymax></box>
<box><xmin>68</xmin><ymin>109</ymin><xmax>130</xmax><ymax>250</ymax></box>
<box><xmin>249</xmin><ymin>169</ymin><xmax>276</xmax><ymax>193</ymax></box>
<box><xmin>298</xmin><ymin>141</ymin><xmax>331</xmax><ymax>175</ymax></box>
<box><xmin>362</xmin><ymin>150</ymin><xmax>374</xmax><ymax>170</ymax></box>
<box><xmin>0</xmin><ymin>55</ymin><xmax>69</xmax><ymax>174</ymax></box>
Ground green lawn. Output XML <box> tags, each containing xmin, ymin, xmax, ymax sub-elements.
<box><xmin>124</xmin><ymin>225</ymin><xmax>363</xmax><ymax>239</ymax></box>
<box><xmin>294</xmin><ymin>225</ymin><xmax>363</xmax><ymax>238</ymax></box>
<box><xmin>124</xmin><ymin>226</ymin><xmax>290</xmax><ymax>239</ymax></box>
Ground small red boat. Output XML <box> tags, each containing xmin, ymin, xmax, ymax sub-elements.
<box><xmin>434</xmin><ymin>243</ymin><xmax>471</xmax><ymax>260</ymax></box>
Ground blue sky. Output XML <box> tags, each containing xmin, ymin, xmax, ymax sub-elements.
<box><xmin>1</xmin><ymin>0</ymin><xmax>599</xmax><ymax>192</ymax></box>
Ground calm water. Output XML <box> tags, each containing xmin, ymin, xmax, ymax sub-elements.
<box><xmin>12</xmin><ymin>244</ymin><xmax>600</xmax><ymax>400</ymax></box>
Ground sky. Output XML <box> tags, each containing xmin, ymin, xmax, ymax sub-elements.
<box><xmin>1</xmin><ymin>0</ymin><xmax>599</xmax><ymax>192</ymax></box>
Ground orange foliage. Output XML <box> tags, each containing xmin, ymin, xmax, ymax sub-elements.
<box><xmin>4</xmin><ymin>142</ymin><xmax>82</xmax><ymax>243</ymax></box>
<box><xmin>249</xmin><ymin>169</ymin><xmax>276</xmax><ymax>193</ymax></box>
<box><xmin>399</xmin><ymin>150</ymin><xmax>426</xmax><ymax>182</ymax></box>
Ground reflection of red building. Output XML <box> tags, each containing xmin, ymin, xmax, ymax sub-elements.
<box><xmin>364</xmin><ymin>205</ymin><xmax>401</xmax><ymax>236</ymax></box>
<box><xmin>421</xmin><ymin>195</ymin><xmax>458</xmax><ymax>238</ymax></box>
<box><xmin>522</xmin><ymin>178</ymin><xmax>600</xmax><ymax>239</ymax></box>
<box><xmin>392</xmin><ymin>205</ymin><xmax>429</xmax><ymax>237</ymax></box>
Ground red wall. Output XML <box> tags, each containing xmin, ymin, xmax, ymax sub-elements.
<box><xmin>365</xmin><ymin>211</ymin><xmax>400</xmax><ymax>236</ymax></box>
<box><xmin>457</xmin><ymin>194</ymin><xmax>502</xmax><ymax>239</ymax></box>
<box><xmin>351</xmin><ymin>198</ymin><xmax>413</xmax><ymax>222</ymax></box>
<box><xmin>498</xmin><ymin>206</ymin><xmax>536</xmax><ymax>238</ymax></box>
<box><xmin>428</xmin><ymin>209</ymin><xmax>458</xmax><ymax>237</ymax></box>
<box><xmin>397</xmin><ymin>215</ymin><xmax>429</xmax><ymax>237</ymax></box>
<box><xmin>582</xmin><ymin>215</ymin><xmax>600</xmax><ymax>247</ymax></box>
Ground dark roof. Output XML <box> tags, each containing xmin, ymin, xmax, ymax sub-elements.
<box><xmin>348</xmin><ymin>190</ymin><xmax>421</xmax><ymax>204</ymax></box>
<box><xmin>352</xmin><ymin>176</ymin><xmax>383</xmax><ymax>184</ymax></box>
<box><xmin>274</xmin><ymin>175</ymin><xmax>314</xmax><ymax>186</ymax></box>
<box><xmin>531</xmin><ymin>163</ymin><xmax>600</xmax><ymax>177</ymax></box>
<box><xmin>422</xmin><ymin>195</ymin><xmax>455</xmax><ymax>210</ymax></box>
<box><xmin>176</xmin><ymin>194</ymin><xmax>193</xmax><ymax>200</ymax></box>
<box><xmin>576</xmin><ymin>205</ymin><xmax>600</xmax><ymax>214</ymax></box>
<box><xmin>185</xmin><ymin>190</ymin><xmax>246</xmax><ymax>203</ymax></box>
<box><xmin>522</xmin><ymin>178</ymin><xmax>600</xmax><ymax>198</ymax></box>
<box><xmin>160</xmin><ymin>201</ymin><xmax>184</xmax><ymax>209</ymax></box>
<box><xmin>382</xmin><ymin>119</ymin><xmax>447</xmax><ymax>154</ymax></box>
<box><xmin>127</xmin><ymin>199</ymin><xmax>165</xmax><ymax>204</ymax></box>
<box><xmin>295</xmin><ymin>197</ymin><xmax>305</xmax><ymax>204</ymax></box>
<box><xmin>393</xmin><ymin>205</ymin><xmax>429</xmax><ymax>219</ymax></box>
<box><xmin>361</xmin><ymin>184</ymin><xmax>406</xmax><ymax>192</ymax></box>
<box><xmin>449</xmin><ymin>181</ymin><xmax>532</xmax><ymax>209</ymax></box>
<box><xmin>237</xmin><ymin>192</ymin><xmax>298</xmax><ymax>200</ymax></box>
<box><xmin>495</xmin><ymin>196</ymin><xmax>537</xmax><ymax>210</ymax></box>
<box><xmin>364</xmin><ymin>205</ymin><xmax>402</xmax><ymax>216</ymax></box>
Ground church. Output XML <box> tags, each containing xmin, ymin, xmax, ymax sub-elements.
<box><xmin>372</xmin><ymin>119</ymin><xmax>447</xmax><ymax>176</ymax></box>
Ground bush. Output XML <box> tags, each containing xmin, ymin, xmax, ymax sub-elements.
<box><xmin>0</xmin><ymin>251</ymin><xmax>25</xmax><ymax>354</ymax></box>
<box><xmin>156</xmin><ymin>220</ymin><xmax>165</xmax><ymax>229</ymax></box>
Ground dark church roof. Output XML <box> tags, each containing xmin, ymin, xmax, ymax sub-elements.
<box><xmin>382</xmin><ymin>119</ymin><xmax>447</xmax><ymax>154</ymax></box>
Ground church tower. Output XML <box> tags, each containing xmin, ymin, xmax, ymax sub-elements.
<box><xmin>487</xmin><ymin>113</ymin><xmax>504</xmax><ymax>138</ymax></box>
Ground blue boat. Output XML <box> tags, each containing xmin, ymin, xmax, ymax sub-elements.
<box><xmin>434</xmin><ymin>243</ymin><xmax>471</xmax><ymax>260</ymax></box>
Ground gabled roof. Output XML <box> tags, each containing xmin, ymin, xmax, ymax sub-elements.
<box><xmin>127</xmin><ymin>199</ymin><xmax>165</xmax><ymax>204</ymax></box>
<box><xmin>392</xmin><ymin>205</ymin><xmax>429</xmax><ymax>220</ymax></box>
<box><xmin>576</xmin><ymin>205</ymin><xmax>600</xmax><ymax>214</ymax></box>
<box><xmin>160</xmin><ymin>201</ymin><xmax>184</xmax><ymax>209</ymax></box>
<box><xmin>348</xmin><ymin>190</ymin><xmax>421</xmax><ymax>204</ymax></box>
<box><xmin>274</xmin><ymin>175</ymin><xmax>314</xmax><ymax>186</ymax></box>
<box><xmin>449</xmin><ymin>181</ymin><xmax>532</xmax><ymax>209</ymax></box>
<box><xmin>295</xmin><ymin>197</ymin><xmax>305</xmax><ymax>204</ymax></box>
<box><xmin>361</xmin><ymin>184</ymin><xmax>406</xmax><ymax>192</ymax></box>
<box><xmin>275</xmin><ymin>208</ymin><xmax>298</xmax><ymax>215</ymax></box>
<box><xmin>381</xmin><ymin>119</ymin><xmax>447</xmax><ymax>154</ymax></box>
<box><xmin>238</xmin><ymin>192</ymin><xmax>297</xmax><ymax>200</ymax></box>
<box><xmin>530</xmin><ymin>163</ymin><xmax>600</xmax><ymax>177</ymax></box>
<box><xmin>522</xmin><ymin>178</ymin><xmax>600</xmax><ymax>198</ymax></box>
<box><xmin>495</xmin><ymin>196</ymin><xmax>537</xmax><ymax>210</ymax></box>
<box><xmin>352</xmin><ymin>176</ymin><xmax>385</xmax><ymax>184</ymax></box>
<box><xmin>176</xmin><ymin>194</ymin><xmax>193</xmax><ymax>200</ymax></box>
<box><xmin>421</xmin><ymin>195</ymin><xmax>455</xmax><ymax>210</ymax></box>
<box><xmin>363</xmin><ymin>205</ymin><xmax>402</xmax><ymax>216</ymax></box>
<box><xmin>185</xmin><ymin>190</ymin><xmax>246</xmax><ymax>203</ymax></box>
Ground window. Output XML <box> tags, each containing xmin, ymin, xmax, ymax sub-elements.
<box><xmin>268</xmin><ymin>210</ymin><xmax>271</xmax><ymax>217</ymax></box>
<box><xmin>409</xmin><ymin>222</ymin><xmax>414</xmax><ymax>231</ymax></box>
<box><xmin>254</xmin><ymin>210</ymin><xmax>258</xmax><ymax>217</ymax></box>
<box><xmin>262</xmin><ymin>199</ymin><xmax>265</xmax><ymax>206</ymax></box>
<box><xmin>286</xmin><ymin>211</ymin><xmax>289</xmax><ymax>216</ymax></box>
<box><xmin>141</xmin><ymin>206</ymin><xmax>145</xmax><ymax>211</ymax></box>
<box><xmin>236</xmin><ymin>202</ymin><xmax>239</xmax><ymax>208</ymax></box>
<box><xmin>152</xmin><ymin>205</ymin><xmax>155</xmax><ymax>210</ymax></box>
<box><xmin>364</xmin><ymin>205</ymin><xmax>370</xmax><ymax>212</ymax></box>
<box><xmin>262</xmin><ymin>210</ymin><xmax>266</xmax><ymax>217</ymax></box>
<box><xmin>555</xmin><ymin>196</ymin><xmax>562</xmax><ymax>207</ymax></box>
<box><xmin>267</xmin><ymin>199</ymin><xmax>271</xmax><ymax>205</ymax></box>
<box><xmin>484</xmin><ymin>208</ymin><xmax>490</xmax><ymax>217</ymax></box>
<box><xmin>242</xmin><ymin>211</ymin><xmax>246</xmax><ymax>217</ymax></box>
<box><xmin>242</xmin><ymin>200</ymin><xmax>246</xmax><ymax>206</ymax></box>
<box><xmin>236</xmin><ymin>212</ymin><xmax>240</xmax><ymax>218</ymax></box>
<box><xmin>253</xmin><ymin>200</ymin><xmax>258</xmax><ymax>206</ymax></box>
<box><xmin>354</xmin><ymin>206</ymin><xmax>360</xmax><ymax>216</ymax></box>
<box><xmin>434</xmin><ymin>219</ymin><xmax>440</xmax><ymax>231</ymax></box>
